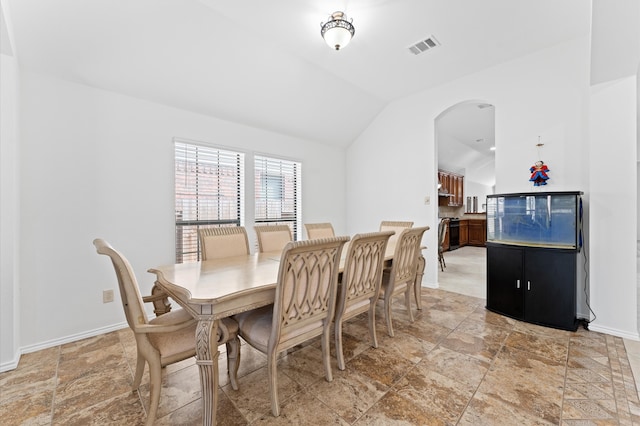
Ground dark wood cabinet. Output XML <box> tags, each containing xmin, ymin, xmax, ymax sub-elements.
<box><xmin>438</xmin><ymin>170</ymin><xmax>464</xmax><ymax>207</ymax></box>
<box><xmin>468</xmin><ymin>220</ymin><xmax>486</xmax><ymax>246</ymax></box>
<box><xmin>486</xmin><ymin>243</ymin><xmax>578</xmax><ymax>331</ymax></box>
<box><xmin>455</xmin><ymin>176</ymin><xmax>464</xmax><ymax>206</ymax></box>
<box><xmin>459</xmin><ymin>221</ymin><xmax>469</xmax><ymax>246</ymax></box>
<box><xmin>453</xmin><ymin>219</ymin><xmax>481</xmax><ymax>249</ymax></box>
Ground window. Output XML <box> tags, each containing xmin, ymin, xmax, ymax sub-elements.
<box><xmin>175</xmin><ymin>141</ymin><xmax>244</xmax><ymax>263</ymax></box>
<box><xmin>254</xmin><ymin>155</ymin><xmax>301</xmax><ymax>240</ymax></box>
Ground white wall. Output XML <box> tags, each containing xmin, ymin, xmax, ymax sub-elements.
<box><xmin>16</xmin><ymin>70</ymin><xmax>346</xmax><ymax>353</ymax></box>
<box><xmin>586</xmin><ymin>0</ymin><xmax>639</xmax><ymax>338</ymax></box>
<box><xmin>348</xmin><ymin>37</ymin><xmax>591</xmax><ymax>289</ymax></box>
<box><xmin>590</xmin><ymin>0</ymin><xmax>640</xmax><ymax>85</ymax></box>
<box><xmin>0</xmin><ymin>52</ymin><xmax>20</xmax><ymax>370</ymax></box>
<box><xmin>347</xmin><ymin>32</ymin><xmax>640</xmax><ymax>338</ymax></box>
<box><xmin>588</xmin><ymin>76</ymin><xmax>638</xmax><ymax>338</ymax></box>
<box><xmin>465</xmin><ymin>180</ymin><xmax>493</xmax><ymax>212</ymax></box>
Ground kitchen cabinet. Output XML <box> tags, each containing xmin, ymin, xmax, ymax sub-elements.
<box><xmin>467</xmin><ymin>219</ymin><xmax>486</xmax><ymax>246</ymax></box>
<box><xmin>438</xmin><ymin>170</ymin><xmax>464</xmax><ymax>207</ymax></box>
<box><xmin>486</xmin><ymin>244</ymin><xmax>578</xmax><ymax>331</ymax></box>
<box><xmin>459</xmin><ymin>221</ymin><xmax>469</xmax><ymax>246</ymax></box>
<box><xmin>455</xmin><ymin>175</ymin><xmax>464</xmax><ymax>206</ymax></box>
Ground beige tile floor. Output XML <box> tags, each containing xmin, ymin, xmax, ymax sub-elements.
<box><xmin>2</xmin><ymin>246</ymin><xmax>640</xmax><ymax>425</ymax></box>
<box><xmin>440</xmin><ymin>245</ymin><xmax>640</xmax><ymax>395</ymax></box>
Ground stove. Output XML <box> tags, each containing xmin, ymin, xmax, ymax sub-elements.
<box><xmin>447</xmin><ymin>217</ymin><xmax>460</xmax><ymax>250</ymax></box>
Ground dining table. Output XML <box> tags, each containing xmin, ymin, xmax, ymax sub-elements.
<box><xmin>148</xmin><ymin>240</ymin><xmax>426</xmax><ymax>426</ymax></box>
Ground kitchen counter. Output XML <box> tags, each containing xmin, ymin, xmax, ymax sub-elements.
<box><xmin>462</xmin><ymin>212</ymin><xmax>486</xmax><ymax>219</ymax></box>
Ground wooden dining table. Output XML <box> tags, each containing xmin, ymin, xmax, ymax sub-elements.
<box><xmin>148</xmin><ymin>241</ymin><xmax>425</xmax><ymax>426</ymax></box>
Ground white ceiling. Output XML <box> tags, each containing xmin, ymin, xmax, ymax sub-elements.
<box><xmin>2</xmin><ymin>0</ymin><xmax>591</xmax><ymax>148</ymax></box>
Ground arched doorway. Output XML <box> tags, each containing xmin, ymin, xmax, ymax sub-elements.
<box><xmin>435</xmin><ymin>100</ymin><xmax>495</xmax><ymax>298</ymax></box>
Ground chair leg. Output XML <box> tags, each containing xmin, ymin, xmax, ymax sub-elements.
<box><xmin>368</xmin><ymin>301</ymin><xmax>379</xmax><ymax>349</ymax></box>
<box><xmin>335</xmin><ymin>320</ymin><xmax>346</xmax><ymax>371</ymax></box>
<box><xmin>133</xmin><ymin>352</ymin><xmax>145</xmax><ymax>389</ymax></box>
<box><xmin>414</xmin><ymin>255</ymin><xmax>425</xmax><ymax>310</ymax></box>
<box><xmin>146</xmin><ymin>358</ymin><xmax>162</xmax><ymax>426</ymax></box>
<box><xmin>267</xmin><ymin>352</ymin><xmax>280</xmax><ymax>417</ymax></box>
<box><xmin>384</xmin><ymin>295</ymin><xmax>394</xmax><ymax>337</ymax></box>
<box><xmin>321</xmin><ymin>325</ymin><xmax>333</xmax><ymax>382</ymax></box>
<box><xmin>226</xmin><ymin>336</ymin><xmax>241</xmax><ymax>391</ymax></box>
<box><xmin>404</xmin><ymin>286</ymin><xmax>414</xmax><ymax>322</ymax></box>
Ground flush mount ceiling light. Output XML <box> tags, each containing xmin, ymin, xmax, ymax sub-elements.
<box><xmin>320</xmin><ymin>11</ymin><xmax>355</xmax><ymax>50</ymax></box>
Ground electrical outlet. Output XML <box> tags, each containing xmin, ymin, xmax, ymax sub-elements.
<box><xmin>103</xmin><ymin>289</ymin><xmax>114</xmax><ymax>303</ymax></box>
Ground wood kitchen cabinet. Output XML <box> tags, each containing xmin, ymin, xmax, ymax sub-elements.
<box><xmin>455</xmin><ymin>175</ymin><xmax>464</xmax><ymax>206</ymax></box>
<box><xmin>468</xmin><ymin>219</ymin><xmax>486</xmax><ymax>246</ymax></box>
<box><xmin>486</xmin><ymin>244</ymin><xmax>578</xmax><ymax>331</ymax></box>
<box><xmin>459</xmin><ymin>220</ymin><xmax>469</xmax><ymax>246</ymax></box>
<box><xmin>438</xmin><ymin>170</ymin><xmax>464</xmax><ymax>207</ymax></box>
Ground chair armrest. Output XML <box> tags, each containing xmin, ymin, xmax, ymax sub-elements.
<box><xmin>142</xmin><ymin>293</ymin><xmax>166</xmax><ymax>303</ymax></box>
<box><xmin>135</xmin><ymin>317</ymin><xmax>197</xmax><ymax>334</ymax></box>
<box><xmin>142</xmin><ymin>284</ymin><xmax>172</xmax><ymax>316</ymax></box>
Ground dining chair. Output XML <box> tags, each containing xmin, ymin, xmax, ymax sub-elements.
<box><xmin>234</xmin><ymin>236</ymin><xmax>350</xmax><ymax>416</ymax></box>
<box><xmin>334</xmin><ymin>231</ymin><xmax>394</xmax><ymax>370</ymax></box>
<box><xmin>438</xmin><ymin>218</ymin><xmax>449</xmax><ymax>271</ymax></box>
<box><xmin>379</xmin><ymin>226</ymin><xmax>430</xmax><ymax>337</ymax></box>
<box><xmin>379</xmin><ymin>220</ymin><xmax>414</xmax><ymax>247</ymax></box>
<box><xmin>199</xmin><ymin>226</ymin><xmax>250</xmax><ymax>260</ymax></box>
<box><xmin>304</xmin><ymin>222</ymin><xmax>335</xmax><ymax>239</ymax></box>
<box><xmin>254</xmin><ymin>224</ymin><xmax>292</xmax><ymax>253</ymax></box>
<box><xmin>93</xmin><ymin>239</ymin><xmax>241</xmax><ymax>425</ymax></box>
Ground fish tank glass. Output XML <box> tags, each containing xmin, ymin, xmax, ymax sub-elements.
<box><xmin>486</xmin><ymin>191</ymin><xmax>583</xmax><ymax>250</ymax></box>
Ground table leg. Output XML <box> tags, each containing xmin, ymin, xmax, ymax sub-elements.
<box><xmin>414</xmin><ymin>254</ymin><xmax>425</xmax><ymax>310</ymax></box>
<box><xmin>195</xmin><ymin>319</ymin><xmax>220</xmax><ymax>426</ymax></box>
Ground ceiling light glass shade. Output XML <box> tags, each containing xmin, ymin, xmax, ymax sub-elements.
<box><xmin>321</xmin><ymin>11</ymin><xmax>355</xmax><ymax>50</ymax></box>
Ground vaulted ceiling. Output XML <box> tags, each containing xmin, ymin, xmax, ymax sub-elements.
<box><xmin>1</xmin><ymin>0</ymin><xmax>591</xmax><ymax>148</ymax></box>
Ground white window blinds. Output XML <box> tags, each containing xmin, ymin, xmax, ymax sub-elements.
<box><xmin>254</xmin><ymin>155</ymin><xmax>301</xmax><ymax>240</ymax></box>
<box><xmin>175</xmin><ymin>141</ymin><xmax>244</xmax><ymax>263</ymax></box>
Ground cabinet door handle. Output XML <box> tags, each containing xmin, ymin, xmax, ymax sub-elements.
<box><xmin>516</xmin><ymin>279</ymin><xmax>520</xmax><ymax>289</ymax></box>
<box><xmin>527</xmin><ymin>281</ymin><xmax>531</xmax><ymax>291</ymax></box>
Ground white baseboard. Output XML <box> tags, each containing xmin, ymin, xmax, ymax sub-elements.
<box><xmin>0</xmin><ymin>351</ymin><xmax>20</xmax><ymax>373</ymax></box>
<box><xmin>0</xmin><ymin>321</ymin><xmax>128</xmax><ymax>373</ymax></box>
<box><xmin>588</xmin><ymin>323</ymin><xmax>640</xmax><ymax>340</ymax></box>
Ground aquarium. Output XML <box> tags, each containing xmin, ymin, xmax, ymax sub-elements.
<box><xmin>486</xmin><ymin>191</ymin><xmax>583</xmax><ymax>250</ymax></box>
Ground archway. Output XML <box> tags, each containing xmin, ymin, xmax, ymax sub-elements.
<box><xmin>434</xmin><ymin>100</ymin><xmax>495</xmax><ymax>298</ymax></box>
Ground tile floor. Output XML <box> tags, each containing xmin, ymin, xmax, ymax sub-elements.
<box><xmin>2</xmin><ymin>247</ymin><xmax>640</xmax><ymax>425</ymax></box>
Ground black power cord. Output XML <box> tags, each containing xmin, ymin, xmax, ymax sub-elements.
<box><xmin>578</xmin><ymin>197</ymin><xmax>596</xmax><ymax>329</ymax></box>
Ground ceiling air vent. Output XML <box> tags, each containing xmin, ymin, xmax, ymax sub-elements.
<box><xmin>408</xmin><ymin>36</ymin><xmax>440</xmax><ymax>55</ymax></box>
